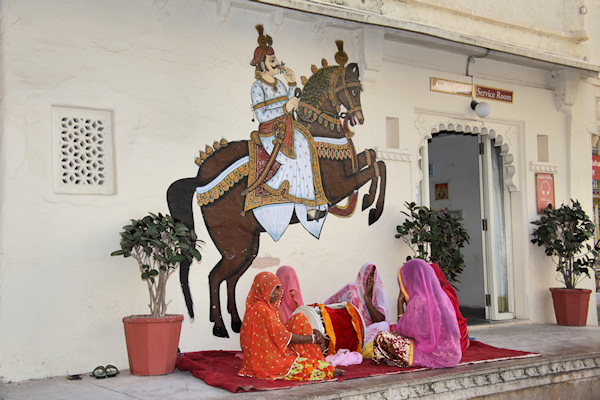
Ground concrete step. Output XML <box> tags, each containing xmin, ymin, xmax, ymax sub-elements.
<box><xmin>2</xmin><ymin>324</ymin><xmax>600</xmax><ymax>399</ymax></box>
<box><xmin>302</xmin><ymin>352</ymin><xmax>600</xmax><ymax>400</ymax></box>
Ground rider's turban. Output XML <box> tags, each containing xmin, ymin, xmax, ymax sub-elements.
<box><xmin>250</xmin><ymin>24</ymin><xmax>274</xmax><ymax>67</ymax></box>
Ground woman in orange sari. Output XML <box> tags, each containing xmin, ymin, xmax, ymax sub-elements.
<box><xmin>238</xmin><ymin>271</ymin><xmax>335</xmax><ymax>381</ymax></box>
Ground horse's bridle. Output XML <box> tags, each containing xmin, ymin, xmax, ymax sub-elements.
<box><xmin>296</xmin><ymin>65</ymin><xmax>362</xmax><ymax>135</ymax></box>
<box><xmin>330</xmin><ymin>66</ymin><xmax>362</xmax><ymax>117</ymax></box>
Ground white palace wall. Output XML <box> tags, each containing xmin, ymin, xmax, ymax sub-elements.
<box><xmin>0</xmin><ymin>0</ymin><xmax>598</xmax><ymax>382</ymax></box>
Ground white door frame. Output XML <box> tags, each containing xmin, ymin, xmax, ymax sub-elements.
<box><xmin>479</xmin><ymin>136</ymin><xmax>515</xmax><ymax>320</ymax></box>
<box><xmin>413</xmin><ymin>110</ymin><xmax>524</xmax><ymax>321</ymax></box>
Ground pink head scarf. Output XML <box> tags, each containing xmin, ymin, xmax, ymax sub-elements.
<box><xmin>395</xmin><ymin>259</ymin><xmax>462</xmax><ymax>368</ymax></box>
<box><xmin>325</xmin><ymin>263</ymin><xmax>390</xmax><ymax>342</ymax></box>
<box><xmin>276</xmin><ymin>266</ymin><xmax>305</xmax><ymax>323</ymax></box>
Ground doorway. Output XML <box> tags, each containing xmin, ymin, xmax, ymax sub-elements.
<box><xmin>427</xmin><ymin>132</ymin><xmax>514</xmax><ymax>322</ymax></box>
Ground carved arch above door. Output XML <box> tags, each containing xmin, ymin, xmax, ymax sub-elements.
<box><xmin>414</xmin><ymin>110</ymin><xmax>522</xmax><ymax>192</ymax></box>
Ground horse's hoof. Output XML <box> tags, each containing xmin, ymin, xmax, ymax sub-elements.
<box><xmin>213</xmin><ymin>325</ymin><xmax>230</xmax><ymax>338</ymax></box>
<box><xmin>362</xmin><ymin>194</ymin><xmax>371</xmax><ymax>211</ymax></box>
<box><xmin>231</xmin><ymin>320</ymin><xmax>242</xmax><ymax>333</ymax></box>
<box><xmin>368</xmin><ymin>208</ymin><xmax>382</xmax><ymax>225</ymax></box>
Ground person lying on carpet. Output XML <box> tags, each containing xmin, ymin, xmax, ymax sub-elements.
<box><xmin>372</xmin><ymin>258</ymin><xmax>462</xmax><ymax>368</ymax></box>
<box><xmin>238</xmin><ymin>271</ymin><xmax>338</xmax><ymax>381</ymax></box>
<box><xmin>324</xmin><ymin>263</ymin><xmax>391</xmax><ymax>344</ymax></box>
<box><xmin>276</xmin><ymin>265</ymin><xmax>305</xmax><ymax>323</ymax></box>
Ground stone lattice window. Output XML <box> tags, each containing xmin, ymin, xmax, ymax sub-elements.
<box><xmin>52</xmin><ymin>106</ymin><xmax>115</xmax><ymax>194</ymax></box>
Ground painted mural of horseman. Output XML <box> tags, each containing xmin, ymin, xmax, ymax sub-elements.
<box><xmin>167</xmin><ymin>25</ymin><xmax>386</xmax><ymax>337</ymax></box>
<box><xmin>244</xmin><ymin>24</ymin><xmax>329</xmax><ymax>242</ymax></box>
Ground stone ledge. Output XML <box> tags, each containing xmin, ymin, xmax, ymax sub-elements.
<box><xmin>306</xmin><ymin>353</ymin><xmax>600</xmax><ymax>400</ymax></box>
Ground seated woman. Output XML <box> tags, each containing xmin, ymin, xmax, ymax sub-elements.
<box><xmin>429</xmin><ymin>262</ymin><xmax>470</xmax><ymax>353</ymax></box>
<box><xmin>276</xmin><ymin>265</ymin><xmax>305</xmax><ymax>323</ymax></box>
<box><xmin>373</xmin><ymin>259</ymin><xmax>461</xmax><ymax>368</ymax></box>
<box><xmin>238</xmin><ymin>271</ymin><xmax>335</xmax><ymax>381</ymax></box>
<box><xmin>325</xmin><ymin>263</ymin><xmax>390</xmax><ymax>344</ymax></box>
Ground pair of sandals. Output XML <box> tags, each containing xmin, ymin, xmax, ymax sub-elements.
<box><xmin>90</xmin><ymin>364</ymin><xmax>119</xmax><ymax>379</ymax></box>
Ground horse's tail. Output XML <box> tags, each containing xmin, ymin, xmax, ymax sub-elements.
<box><xmin>167</xmin><ymin>176</ymin><xmax>200</xmax><ymax>319</ymax></box>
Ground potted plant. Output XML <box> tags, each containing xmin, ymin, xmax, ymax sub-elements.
<box><xmin>530</xmin><ymin>200</ymin><xmax>597</xmax><ymax>326</ymax></box>
<box><xmin>111</xmin><ymin>212</ymin><xmax>202</xmax><ymax>375</ymax></box>
<box><xmin>395</xmin><ymin>202</ymin><xmax>470</xmax><ymax>285</ymax></box>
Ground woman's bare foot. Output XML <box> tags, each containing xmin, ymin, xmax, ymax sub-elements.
<box><xmin>333</xmin><ymin>368</ymin><xmax>345</xmax><ymax>377</ymax></box>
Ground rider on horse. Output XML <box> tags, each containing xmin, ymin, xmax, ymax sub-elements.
<box><xmin>245</xmin><ymin>25</ymin><xmax>329</xmax><ymax>241</ymax></box>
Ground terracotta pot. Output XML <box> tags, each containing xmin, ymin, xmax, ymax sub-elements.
<box><xmin>122</xmin><ymin>314</ymin><xmax>184</xmax><ymax>375</ymax></box>
<box><xmin>549</xmin><ymin>288</ymin><xmax>592</xmax><ymax>326</ymax></box>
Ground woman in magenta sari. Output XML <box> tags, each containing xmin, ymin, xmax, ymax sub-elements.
<box><xmin>324</xmin><ymin>263</ymin><xmax>390</xmax><ymax>343</ymax></box>
<box><xmin>372</xmin><ymin>259</ymin><xmax>461</xmax><ymax>368</ymax></box>
<box><xmin>429</xmin><ymin>262</ymin><xmax>469</xmax><ymax>353</ymax></box>
<box><xmin>276</xmin><ymin>266</ymin><xmax>305</xmax><ymax>323</ymax></box>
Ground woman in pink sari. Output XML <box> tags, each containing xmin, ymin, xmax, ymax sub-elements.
<box><xmin>372</xmin><ymin>259</ymin><xmax>461</xmax><ymax>368</ymax></box>
<box><xmin>276</xmin><ymin>266</ymin><xmax>305</xmax><ymax>323</ymax></box>
<box><xmin>324</xmin><ymin>263</ymin><xmax>390</xmax><ymax>343</ymax></box>
<box><xmin>429</xmin><ymin>262</ymin><xmax>469</xmax><ymax>353</ymax></box>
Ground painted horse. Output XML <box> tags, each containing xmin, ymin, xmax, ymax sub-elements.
<box><xmin>167</xmin><ymin>44</ymin><xmax>386</xmax><ymax>337</ymax></box>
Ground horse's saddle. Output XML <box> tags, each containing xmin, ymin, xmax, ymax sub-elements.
<box><xmin>243</xmin><ymin>125</ymin><xmax>328</xmax><ymax>213</ymax></box>
<box><xmin>248</xmin><ymin>133</ymin><xmax>281</xmax><ymax>197</ymax></box>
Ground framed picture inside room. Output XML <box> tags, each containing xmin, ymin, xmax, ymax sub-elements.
<box><xmin>435</xmin><ymin>183</ymin><xmax>448</xmax><ymax>200</ymax></box>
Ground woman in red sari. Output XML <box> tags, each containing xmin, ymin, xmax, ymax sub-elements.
<box><xmin>429</xmin><ymin>262</ymin><xmax>469</xmax><ymax>353</ymax></box>
<box><xmin>238</xmin><ymin>271</ymin><xmax>335</xmax><ymax>381</ymax></box>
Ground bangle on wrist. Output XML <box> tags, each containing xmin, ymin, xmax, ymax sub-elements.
<box><xmin>311</xmin><ymin>334</ymin><xmax>316</xmax><ymax>343</ymax></box>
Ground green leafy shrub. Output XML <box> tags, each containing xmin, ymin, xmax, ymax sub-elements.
<box><xmin>395</xmin><ymin>202</ymin><xmax>470</xmax><ymax>285</ymax></box>
<box><xmin>530</xmin><ymin>200</ymin><xmax>598</xmax><ymax>289</ymax></box>
<box><xmin>111</xmin><ymin>212</ymin><xmax>202</xmax><ymax>317</ymax></box>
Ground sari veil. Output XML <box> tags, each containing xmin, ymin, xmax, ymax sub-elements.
<box><xmin>396</xmin><ymin>259</ymin><xmax>461</xmax><ymax>368</ymax></box>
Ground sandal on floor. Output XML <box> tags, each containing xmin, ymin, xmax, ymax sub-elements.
<box><xmin>105</xmin><ymin>364</ymin><xmax>119</xmax><ymax>378</ymax></box>
<box><xmin>90</xmin><ymin>366</ymin><xmax>106</xmax><ymax>379</ymax></box>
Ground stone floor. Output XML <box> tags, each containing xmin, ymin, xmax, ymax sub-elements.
<box><xmin>2</xmin><ymin>322</ymin><xmax>600</xmax><ymax>399</ymax></box>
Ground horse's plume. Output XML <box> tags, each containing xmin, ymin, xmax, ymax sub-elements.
<box><xmin>335</xmin><ymin>40</ymin><xmax>348</xmax><ymax>66</ymax></box>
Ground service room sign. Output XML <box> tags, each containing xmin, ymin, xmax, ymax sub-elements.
<box><xmin>475</xmin><ymin>85</ymin><xmax>514</xmax><ymax>103</ymax></box>
<box><xmin>536</xmin><ymin>173</ymin><xmax>555</xmax><ymax>213</ymax></box>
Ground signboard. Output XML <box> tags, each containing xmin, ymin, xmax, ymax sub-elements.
<box><xmin>430</xmin><ymin>78</ymin><xmax>473</xmax><ymax>97</ymax></box>
<box><xmin>430</xmin><ymin>78</ymin><xmax>514</xmax><ymax>103</ymax></box>
<box><xmin>593</xmin><ymin>155</ymin><xmax>600</xmax><ymax>179</ymax></box>
<box><xmin>536</xmin><ymin>173</ymin><xmax>555</xmax><ymax>213</ymax></box>
<box><xmin>475</xmin><ymin>85</ymin><xmax>514</xmax><ymax>103</ymax></box>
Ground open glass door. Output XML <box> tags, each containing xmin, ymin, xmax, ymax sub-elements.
<box><xmin>480</xmin><ymin>137</ymin><xmax>515</xmax><ymax>320</ymax></box>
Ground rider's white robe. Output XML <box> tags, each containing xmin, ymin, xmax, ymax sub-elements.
<box><xmin>250</xmin><ymin>78</ymin><xmax>327</xmax><ymax>241</ymax></box>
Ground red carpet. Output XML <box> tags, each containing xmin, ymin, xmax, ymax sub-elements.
<box><xmin>175</xmin><ymin>340</ymin><xmax>539</xmax><ymax>393</ymax></box>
